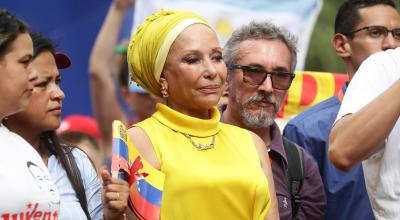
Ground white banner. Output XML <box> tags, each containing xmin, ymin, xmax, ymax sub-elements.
<box><xmin>132</xmin><ymin>0</ymin><xmax>323</xmax><ymax>70</ymax></box>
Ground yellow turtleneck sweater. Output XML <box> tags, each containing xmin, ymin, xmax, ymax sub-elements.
<box><xmin>135</xmin><ymin>103</ymin><xmax>270</xmax><ymax>220</ymax></box>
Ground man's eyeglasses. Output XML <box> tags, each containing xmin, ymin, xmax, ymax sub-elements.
<box><xmin>228</xmin><ymin>64</ymin><xmax>295</xmax><ymax>90</ymax></box>
<box><xmin>344</xmin><ymin>25</ymin><xmax>400</xmax><ymax>40</ymax></box>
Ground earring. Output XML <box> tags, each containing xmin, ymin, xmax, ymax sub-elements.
<box><xmin>161</xmin><ymin>86</ymin><xmax>168</xmax><ymax>98</ymax></box>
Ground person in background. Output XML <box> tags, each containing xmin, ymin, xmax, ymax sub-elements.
<box><xmin>58</xmin><ymin>114</ymin><xmax>103</xmax><ymax>174</ymax></box>
<box><xmin>89</xmin><ymin>0</ymin><xmax>158</xmax><ymax>159</ymax></box>
<box><xmin>283</xmin><ymin>0</ymin><xmax>400</xmax><ymax>219</ymax></box>
<box><xmin>222</xmin><ymin>20</ymin><xmax>326</xmax><ymax>219</ymax></box>
<box><xmin>0</xmin><ymin>9</ymin><xmax>61</xmax><ymax>217</ymax></box>
<box><xmin>126</xmin><ymin>9</ymin><xmax>279</xmax><ymax>219</ymax></box>
<box><xmin>329</xmin><ymin>47</ymin><xmax>400</xmax><ymax>220</ymax></box>
<box><xmin>4</xmin><ymin>32</ymin><xmax>129</xmax><ymax>220</ymax></box>
<box><xmin>217</xmin><ymin>81</ymin><xmax>229</xmax><ymax>111</ymax></box>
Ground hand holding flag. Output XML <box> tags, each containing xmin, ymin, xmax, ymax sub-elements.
<box><xmin>111</xmin><ymin>120</ymin><xmax>165</xmax><ymax>220</ymax></box>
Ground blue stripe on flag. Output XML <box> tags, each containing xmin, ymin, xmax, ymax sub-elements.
<box><xmin>112</xmin><ymin>138</ymin><xmax>129</xmax><ymax>161</ymax></box>
<box><xmin>136</xmin><ymin>178</ymin><xmax>163</xmax><ymax>206</ymax></box>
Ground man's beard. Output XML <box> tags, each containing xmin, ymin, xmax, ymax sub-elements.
<box><xmin>237</xmin><ymin>93</ymin><xmax>281</xmax><ymax>129</ymax></box>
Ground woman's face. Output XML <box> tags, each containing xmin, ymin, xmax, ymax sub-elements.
<box><xmin>0</xmin><ymin>33</ymin><xmax>34</xmax><ymax>118</ymax></box>
<box><xmin>162</xmin><ymin>24</ymin><xmax>227</xmax><ymax>117</ymax></box>
<box><xmin>11</xmin><ymin>50</ymin><xmax>65</xmax><ymax>131</ymax></box>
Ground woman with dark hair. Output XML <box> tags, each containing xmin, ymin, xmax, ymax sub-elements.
<box><xmin>0</xmin><ymin>9</ymin><xmax>60</xmax><ymax>215</ymax></box>
<box><xmin>4</xmin><ymin>32</ymin><xmax>129</xmax><ymax>220</ymax></box>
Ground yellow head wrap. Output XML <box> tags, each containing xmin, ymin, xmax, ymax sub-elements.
<box><xmin>127</xmin><ymin>9</ymin><xmax>210</xmax><ymax>97</ymax></box>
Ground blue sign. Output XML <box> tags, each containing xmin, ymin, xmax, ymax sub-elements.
<box><xmin>1</xmin><ymin>0</ymin><xmax>133</xmax><ymax>117</ymax></box>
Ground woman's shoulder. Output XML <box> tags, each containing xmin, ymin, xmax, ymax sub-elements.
<box><xmin>71</xmin><ymin>147</ymin><xmax>91</xmax><ymax>163</ymax></box>
<box><xmin>60</xmin><ymin>145</ymin><xmax>97</xmax><ymax>178</ymax></box>
<box><xmin>59</xmin><ymin>144</ymin><xmax>90</xmax><ymax>163</ymax></box>
<box><xmin>71</xmin><ymin>148</ymin><xmax>97</xmax><ymax>173</ymax></box>
<box><xmin>48</xmin><ymin>145</ymin><xmax>99</xmax><ymax>188</ymax></box>
<box><xmin>59</xmin><ymin>145</ymin><xmax>103</xmax><ymax>219</ymax></box>
<box><xmin>127</xmin><ymin>124</ymin><xmax>161</xmax><ymax>170</ymax></box>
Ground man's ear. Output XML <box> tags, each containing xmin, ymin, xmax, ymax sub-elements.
<box><xmin>332</xmin><ymin>33</ymin><xmax>351</xmax><ymax>60</ymax></box>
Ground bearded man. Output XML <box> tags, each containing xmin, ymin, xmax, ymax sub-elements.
<box><xmin>222</xmin><ymin>21</ymin><xmax>326</xmax><ymax>220</ymax></box>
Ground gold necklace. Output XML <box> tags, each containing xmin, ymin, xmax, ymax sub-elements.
<box><xmin>182</xmin><ymin>133</ymin><xmax>216</xmax><ymax>150</ymax></box>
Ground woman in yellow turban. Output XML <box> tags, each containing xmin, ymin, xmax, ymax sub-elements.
<box><xmin>127</xmin><ymin>9</ymin><xmax>278</xmax><ymax>220</ymax></box>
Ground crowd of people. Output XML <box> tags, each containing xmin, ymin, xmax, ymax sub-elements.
<box><xmin>1</xmin><ymin>0</ymin><xmax>399</xmax><ymax>219</ymax></box>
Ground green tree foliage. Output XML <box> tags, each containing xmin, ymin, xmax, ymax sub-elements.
<box><xmin>305</xmin><ymin>0</ymin><xmax>400</xmax><ymax>73</ymax></box>
<box><xmin>305</xmin><ymin>0</ymin><xmax>347</xmax><ymax>73</ymax></box>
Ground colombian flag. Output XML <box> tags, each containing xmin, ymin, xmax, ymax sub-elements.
<box><xmin>112</xmin><ymin>120</ymin><xmax>165</xmax><ymax>220</ymax></box>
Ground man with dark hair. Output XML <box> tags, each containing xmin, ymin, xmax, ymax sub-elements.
<box><xmin>283</xmin><ymin>0</ymin><xmax>400</xmax><ymax>219</ymax></box>
<box><xmin>333</xmin><ymin>0</ymin><xmax>398</xmax><ymax>77</ymax></box>
<box><xmin>223</xmin><ymin>20</ymin><xmax>326</xmax><ymax>220</ymax></box>
<box><xmin>329</xmin><ymin>46</ymin><xmax>400</xmax><ymax>220</ymax></box>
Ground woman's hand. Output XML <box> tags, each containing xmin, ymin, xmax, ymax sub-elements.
<box><xmin>102</xmin><ymin>168</ymin><xmax>130</xmax><ymax>220</ymax></box>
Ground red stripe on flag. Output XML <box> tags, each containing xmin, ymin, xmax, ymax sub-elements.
<box><xmin>333</xmin><ymin>73</ymin><xmax>348</xmax><ymax>95</ymax></box>
<box><xmin>129</xmin><ymin>184</ymin><xmax>160</xmax><ymax>220</ymax></box>
<box><xmin>300</xmin><ymin>73</ymin><xmax>317</xmax><ymax>106</ymax></box>
<box><xmin>111</xmin><ymin>154</ymin><xmax>130</xmax><ymax>174</ymax></box>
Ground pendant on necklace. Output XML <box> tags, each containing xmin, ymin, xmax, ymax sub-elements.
<box><xmin>183</xmin><ymin>133</ymin><xmax>215</xmax><ymax>150</ymax></box>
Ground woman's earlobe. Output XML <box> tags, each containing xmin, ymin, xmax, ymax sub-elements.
<box><xmin>159</xmin><ymin>75</ymin><xmax>167</xmax><ymax>87</ymax></box>
<box><xmin>159</xmin><ymin>75</ymin><xmax>169</xmax><ymax>98</ymax></box>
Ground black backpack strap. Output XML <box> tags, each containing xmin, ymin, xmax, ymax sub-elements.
<box><xmin>62</xmin><ymin>145</ymin><xmax>92</xmax><ymax>220</ymax></box>
<box><xmin>282</xmin><ymin>137</ymin><xmax>304</xmax><ymax>217</ymax></box>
